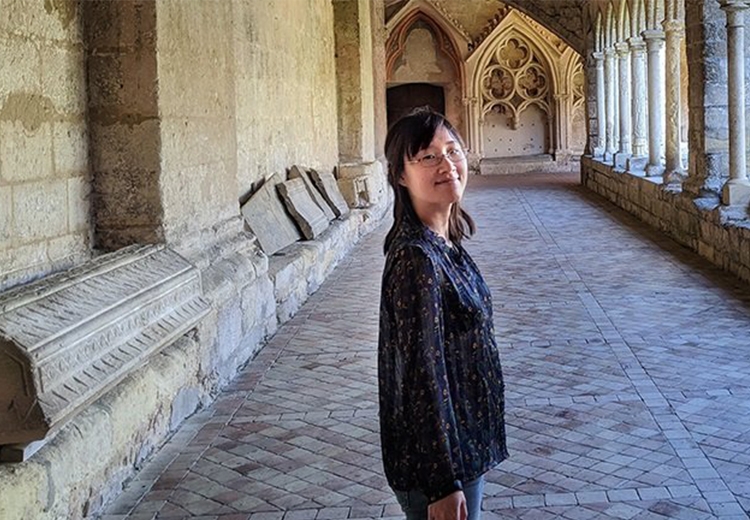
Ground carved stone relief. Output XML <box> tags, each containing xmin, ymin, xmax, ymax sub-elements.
<box><xmin>0</xmin><ymin>245</ymin><xmax>210</xmax><ymax>459</ymax></box>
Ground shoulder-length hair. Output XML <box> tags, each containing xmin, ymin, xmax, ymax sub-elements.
<box><xmin>383</xmin><ymin>108</ymin><xmax>475</xmax><ymax>254</ymax></box>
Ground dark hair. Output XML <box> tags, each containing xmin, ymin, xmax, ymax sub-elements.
<box><xmin>383</xmin><ymin>107</ymin><xmax>475</xmax><ymax>254</ymax></box>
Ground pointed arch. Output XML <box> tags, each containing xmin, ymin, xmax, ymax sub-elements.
<box><xmin>631</xmin><ymin>0</ymin><xmax>647</xmax><ymax>37</ymax></box>
<box><xmin>618</xmin><ymin>0</ymin><xmax>632</xmax><ymax>42</ymax></box>
<box><xmin>605</xmin><ymin>2</ymin><xmax>616</xmax><ymax>47</ymax></box>
<box><xmin>385</xmin><ymin>9</ymin><xmax>464</xmax><ymax>85</ymax></box>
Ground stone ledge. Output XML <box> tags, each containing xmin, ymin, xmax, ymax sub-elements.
<box><xmin>0</xmin><ymin>200</ymin><xmax>388</xmax><ymax>520</ymax></box>
<box><xmin>581</xmin><ymin>156</ymin><xmax>750</xmax><ymax>285</ymax></box>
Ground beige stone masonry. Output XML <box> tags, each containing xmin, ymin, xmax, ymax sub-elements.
<box><xmin>582</xmin><ymin>157</ymin><xmax>750</xmax><ymax>284</ymax></box>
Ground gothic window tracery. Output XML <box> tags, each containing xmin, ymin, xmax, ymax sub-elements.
<box><xmin>480</xmin><ymin>36</ymin><xmax>551</xmax><ymax>130</ymax></box>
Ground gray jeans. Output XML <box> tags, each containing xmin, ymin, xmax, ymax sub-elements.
<box><xmin>393</xmin><ymin>476</ymin><xmax>485</xmax><ymax>520</ymax></box>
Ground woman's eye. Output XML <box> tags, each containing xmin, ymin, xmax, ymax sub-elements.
<box><xmin>421</xmin><ymin>154</ymin><xmax>437</xmax><ymax>162</ymax></box>
<box><xmin>448</xmin><ymin>149</ymin><xmax>462</xmax><ymax>158</ymax></box>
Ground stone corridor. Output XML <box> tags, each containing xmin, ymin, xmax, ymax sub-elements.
<box><xmin>100</xmin><ymin>173</ymin><xmax>750</xmax><ymax>520</ymax></box>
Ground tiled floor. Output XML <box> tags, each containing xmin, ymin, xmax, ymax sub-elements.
<box><xmin>100</xmin><ymin>172</ymin><xmax>750</xmax><ymax>520</ymax></box>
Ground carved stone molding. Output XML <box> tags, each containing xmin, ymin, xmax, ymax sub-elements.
<box><xmin>0</xmin><ymin>246</ymin><xmax>210</xmax><ymax>459</ymax></box>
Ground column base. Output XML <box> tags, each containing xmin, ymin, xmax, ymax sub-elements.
<box><xmin>663</xmin><ymin>168</ymin><xmax>687</xmax><ymax>188</ymax></box>
<box><xmin>614</xmin><ymin>152</ymin><xmax>631</xmax><ymax>171</ymax></box>
<box><xmin>603</xmin><ymin>151</ymin><xmax>616</xmax><ymax>164</ymax></box>
<box><xmin>626</xmin><ymin>156</ymin><xmax>648</xmax><ymax>174</ymax></box>
<box><xmin>645</xmin><ymin>163</ymin><xmax>664</xmax><ymax>177</ymax></box>
<box><xmin>722</xmin><ymin>179</ymin><xmax>750</xmax><ymax>206</ymax></box>
<box><xmin>593</xmin><ymin>146</ymin><xmax>605</xmax><ymax>158</ymax></box>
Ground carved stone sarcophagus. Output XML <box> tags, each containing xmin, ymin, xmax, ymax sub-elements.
<box><xmin>0</xmin><ymin>245</ymin><xmax>210</xmax><ymax>457</ymax></box>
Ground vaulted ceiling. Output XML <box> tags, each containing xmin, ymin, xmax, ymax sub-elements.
<box><xmin>384</xmin><ymin>0</ymin><xmax>587</xmax><ymax>55</ymax></box>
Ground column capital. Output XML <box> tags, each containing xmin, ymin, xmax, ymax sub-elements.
<box><xmin>604</xmin><ymin>47</ymin><xmax>617</xmax><ymax>58</ymax></box>
<box><xmin>718</xmin><ymin>0</ymin><xmax>750</xmax><ymax>13</ymax></box>
<box><xmin>614</xmin><ymin>41</ymin><xmax>631</xmax><ymax>56</ymax></box>
<box><xmin>592</xmin><ymin>51</ymin><xmax>605</xmax><ymax>61</ymax></box>
<box><xmin>641</xmin><ymin>29</ymin><xmax>665</xmax><ymax>42</ymax></box>
<box><xmin>628</xmin><ymin>36</ymin><xmax>647</xmax><ymax>52</ymax></box>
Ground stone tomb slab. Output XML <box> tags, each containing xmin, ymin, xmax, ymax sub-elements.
<box><xmin>309</xmin><ymin>168</ymin><xmax>349</xmax><ymax>218</ymax></box>
<box><xmin>0</xmin><ymin>245</ymin><xmax>210</xmax><ymax>460</ymax></box>
<box><xmin>277</xmin><ymin>178</ymin><xmax>329</xmax><ymax>240</ymax></box>
<box><xmin>240</xmin><ymin>173</ymin><xmax>302</xmax><ymax>256</ymax></box>
<box><xmin>288</xmin><ymin>165</ymin><xmax>336</xmax><ymax>221</ymax></box>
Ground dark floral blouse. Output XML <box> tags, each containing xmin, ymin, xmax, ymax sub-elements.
<box><xmin>378</xmin><ymin>218</ymin><xmax>508</xmax><ymax>503</ymax></box>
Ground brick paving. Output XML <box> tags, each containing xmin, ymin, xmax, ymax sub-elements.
<box><xmin>99</xmin><ymin>172</ymin><xmax>750</xmax><ymax>520</ymax></box>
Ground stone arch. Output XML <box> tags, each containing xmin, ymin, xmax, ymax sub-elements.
<box><xmin>471</xmin><ymin>14</ymin><xmax>562</xmax><ymax>159</ymax></box>
<box><xmin>618</xmin><ymin>0</ymin><xmax>632</xmax><ymax>41</ymax></box>
<box><xmin>566</xmin><ymin>54</ymin><xmax>587</xmax><ymax>154</ymax></box>
<box><xmin>605</xmin><ymin>2</ymin><xmax>616</xmax><ymax>47</ymax></box>
<box><xmin>595</xmin><ymin>10</ymin><xmax>604</xmax><ymax>52</ymax></box>
<box><xmin>496</xmin><ymin>0</ymin><xmax>584</xmax><ymax>55</ymax></box>
<box><xmin>645</xmin><ymin>0</ymin><xmax>665</xmax><ymax>30</ymax></box>
<box><xmin>385</xmin><ymin>9</ymin><xmax>465</xmax><ymax>133</ymax></box>
<box><xmin>631</xmin><ymin>0</ymin><xmax>647</xmax><ymax>36</ymax></box>
<box><xmin>386</xmin><ymin>9</ymin><xmax>464</xmax><ymax>85</ymax></box>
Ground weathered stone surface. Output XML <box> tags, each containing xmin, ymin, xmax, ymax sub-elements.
<box><xmin>277</xmin><ymin>178</ymin><xmax>329</xmax><ymax>240</ymax></box>
<box><xmin>240</xmin><ymin>173</ymin><xmax>302</xmax><ymax>256</ymax></box>
<box><xmin>309</xmin><ymin>168</ymin><xmax>350</xmax><ymax>218</ymax></box>
<box><xmin>0</xmin><ymin>245</ymin><xmax>210</xmax><ymax>452</ymax></box>
<box><xmin>288</xmin><ymin>165</ymin><xmax>336</xmax><ymax>221</ymax></box>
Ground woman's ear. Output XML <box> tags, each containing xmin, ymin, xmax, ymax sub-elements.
<box><xmin>397</xmin><ymin>175</ymin><xmax>407</xmax><ymax>187</ymax></box>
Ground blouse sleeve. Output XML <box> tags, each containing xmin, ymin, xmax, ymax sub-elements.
<box><xmin>380</xmin><ymin>245</ymin><xmax>464</xmax><ymax>503</ymax></box>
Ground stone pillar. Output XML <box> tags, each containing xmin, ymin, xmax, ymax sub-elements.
<box><xmin>593</xmin><ymin>51</ymin><xmax>607</xmax><ymax>157</ymax></box>
<box><xmin>643</xmin><ymin>30</ymin><xmax>666</xmax><ymax>177</ymax></box>
<box><xmin>604</xmin><ymin>48</ymin><xmax>618</xmax><ymax>161</ymax></box>
<box><xmin>554</xmin><ymin>93</ymin><xmax>571</xmax><ymax>161</ymax></box>
<box><xmin>663</xmin><ymin>19</ymin><xmax>686</xmax><ymax>185</ymax></box>
<box><xmin>333</xmin><ymin>0</ymin><xmax>386</xmax><ymax>208</ymax></box>
<box><xmin>614</xmin><ymin>42</ymin><xmax>633</xmax><ymax>168</ymax></box>
<box><xmin>719</xmin><ymin>0</ymin><xmax>750</xmax><ymax>206</ymax></box>
<box><xmin>628</xmin><ymin>37</ymin><xmax>649</xmax><ymax>172</ymax></box>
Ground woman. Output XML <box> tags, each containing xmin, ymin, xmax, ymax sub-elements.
<box><xmin>378</xmin><ymin>108</ymin><xmax>508</xmax><ymax>520</ymax></box>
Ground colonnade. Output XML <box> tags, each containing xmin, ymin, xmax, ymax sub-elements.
<box><xmin>592</xmin><ymin>0</ymin><xmax>750</xmax><ymax>207</ymax></box>
<box><xmin>592</xmin><ymin>0</ymin><xmax>684</xmax><ymax>185</ymax></box>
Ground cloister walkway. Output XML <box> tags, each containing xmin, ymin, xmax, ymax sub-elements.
<box><xmin>101</xmin><ymin>173</ymin><xmax>750</xmax><ymax>520</ymax></box>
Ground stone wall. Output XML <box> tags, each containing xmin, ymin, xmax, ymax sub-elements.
<box><xmin>233</xmin><ymin>0</ymin><xmax>340</xmax><ymax>195</ymax></box>
<box><xmin>582</xmin><ymin>158</ymin><xmax>750</xmax><ymax>284</ymax></box>
<box><xmin>0</xmin><ymin>0</ymin><xmax>91</xmax><ymax>290</ymax></box>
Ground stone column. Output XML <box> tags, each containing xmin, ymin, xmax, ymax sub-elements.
<box><xmin>719</xmin><ymin>0</ymin><xmax>750</xmax><ymax>206</ymax></box>
<box><xmin>614</xmin><ymin>42</ymin><xmax>632</xmax><ymax>168</ymax></box>
<box><xmin>628</xmin><ymin>37</ymin><xmax>649</xmax><ymax>172</ymax></box>
<box><xmin>643</xmin><ymin>29</ymin><xmax>666</xmax><ymax>177</ymax></box>
<box><xmin>333</xmin><ymin>0</ymin><xmax>386</xmax><ymax>207</ymax></box>
<box><xmin>604</xmin><ymin>48</ymin><xmax>618</xmax><ymax>161</ymax></box>
<box><xmin>593</xmin><ymin>51</ymin><xmax>607</xmax><ymax>157</ymax></box>
<box><xmin>663</xmin><ymin>18</ymin><xmax>686</xmax><ymax>185</ymax></box>
<box><xmin>554</xmin><ymin>93</ymin><xmax>571</xmax><ymax>161</ymax></box>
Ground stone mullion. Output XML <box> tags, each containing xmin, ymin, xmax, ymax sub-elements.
<box><xmin>628</xmin><ymin>37</ymin><xmax>649</xmax><ymax>171</ymax></box>
<box><xmin>593</xmin><ymin>52</ymin><xmax>607</xmax><ymax>157</ymax></box>
<box><xmin>719</xmin><ymin>0</ymin><xmax>750</xmax><ymax>206</ymax></box>
<box><xmin>604</xmin><ymin>48</ymin><xmax>618</xmax><ymax>161</ymax></box>
<box><xmin>615</xmin><ymin>42</ymin><xmax>633</xmax><ymax>168</ymax></box>
<box><xmin>643</xmin><ymin>29</ymin><xmax>666</xmax><ymax>176</ymax></box>
<box><xmin>663</xmin><ymin>18</ymin><xmax>686</xmax><ymax>185</ymax></box>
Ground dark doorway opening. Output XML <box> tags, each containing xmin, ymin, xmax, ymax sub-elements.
<box><xmin>387</xmin><ymin>83</ymin><xmax>445</xmax><ymax>128</ymax></box>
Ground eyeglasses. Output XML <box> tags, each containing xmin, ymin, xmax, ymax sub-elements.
<box><xmin>407</xmin><ymin>149</ymin><xmax>466</xmax><ymax>168</ymax></box>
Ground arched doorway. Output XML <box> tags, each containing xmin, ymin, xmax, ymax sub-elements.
<box><xmin>386</xmin><ymin>83</ymin><xmax>445</xmax><ymax>127</ymax></box>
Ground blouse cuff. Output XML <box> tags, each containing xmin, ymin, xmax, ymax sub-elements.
<box><xmin>427</xmin><ymin>479</ymin><xmax>463</xmax><ymax>504</ymax></box>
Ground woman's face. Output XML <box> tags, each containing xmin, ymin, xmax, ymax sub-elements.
<box><xmin>399</xmin><ymin>125</ymin><xmax>468</xmax><ymax>214</ymax></box>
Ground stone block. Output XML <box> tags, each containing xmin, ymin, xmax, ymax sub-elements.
<box><xmin>89</xmin><ymin>120</ymin><xmax>160</xmax><ymax>173</ymax></box>
<box><xmin>0</xmin><ymin>245</ymin><xmax>210</xmax><ymax>452</ymax></box>
<box><xmin>277</xmin><ymin>177</ymin><xmax>329</xmax><ymax>240</ymax></box>
<box><xmin>39</xmin><ymin>43</ymin><xmax>86</xmax><ymax>116</ymax></box>
<box><xmin>13</xmin><ymin>179</ymin><xmax>68</xmax><ymax>241</ymax></box>
<box><xmin>0</xmin><ymin>120</ymin><xmax>54</xmax><ymax>182</ymax></box>
<box><xmin>240</xmin><ymin>173</ymin><xmax>302</xmax><ymax>256</ymax></box>
<box><xmin>67</xmin><ymin>176</ymin><xmax>90</xmax><ymax>233</ymax></box>
<box><xmin>0</xmin><ymin>37</ymin><xmax>41</xmax><ymax>103</ymax></box>
<box><xmin>288</xmin><ymin>165</ymin><xmax>335</xmax><ymax>221</ymax></box>
<box><xmin>53</xmin><ymin>121</ymin><xmax>88</xmax><ymax>177</ymax></box>
<box><xmin>0</xmin><ymin>187</ymin><xmax>10</xmax><ymax>248</ymax></box>
<box><xmin>309</xmin><ymin>168</ymin><xmax>350</xmax><ymax>218</ymax></box>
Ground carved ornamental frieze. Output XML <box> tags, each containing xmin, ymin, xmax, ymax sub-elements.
<box><xmin>0</xmin><ymin>246</ymin><xmax>210</xmax><ymax>459</ymax></box>
<box><xmin>480</xmin><ymin>36</ymin><xmax>551</xmax><ymax>129</ymax></box>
